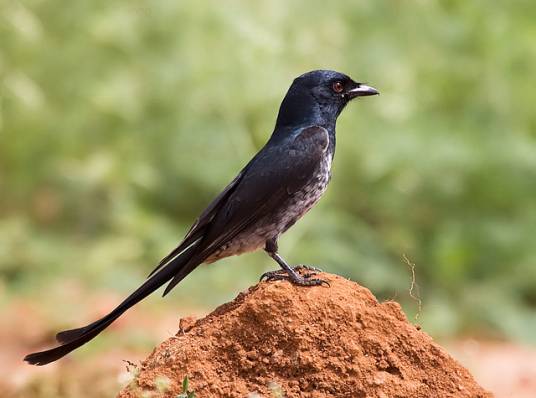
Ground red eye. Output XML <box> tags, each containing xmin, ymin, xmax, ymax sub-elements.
<box><xmin>332</xmin><ymin>81</ymin><xmax>344</xmax><ymax>93</ymax></box>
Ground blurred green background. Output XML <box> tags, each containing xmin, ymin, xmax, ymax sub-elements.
<box><xmin>1</xmin><ymin>0</ymin><xmax>536</xmax><ymax>395</ymax></box>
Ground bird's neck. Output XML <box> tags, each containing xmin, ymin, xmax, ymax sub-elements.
<box><xmin>273</xmin><ymin>90</ymin><xmax>337</xmax><ymax>157</ymax></box>
<box><xmin>275</xmin><ymin>91</ymin><xmax>336</xmax><ymax>131</ymax></box>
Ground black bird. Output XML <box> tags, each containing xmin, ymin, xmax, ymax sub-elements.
<box><xmin>24</xmin><ymin>70</ymin><xmax>378</xmax><ymax>365</ymax></box>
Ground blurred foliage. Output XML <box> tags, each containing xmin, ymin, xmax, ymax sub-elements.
<box><xmin>1</xmin><ymin>0</ymin><xmax>536</xmax><ymax>357</ymax></box>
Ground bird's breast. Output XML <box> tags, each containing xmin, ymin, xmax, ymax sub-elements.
<box><xmin>205</xmin><ymin>152</ymin><xmax>333</xmax><ymax>263</ymax></box>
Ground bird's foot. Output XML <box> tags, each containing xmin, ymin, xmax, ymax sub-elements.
<box><xmin>260</xmin><ymin>267</ymin><xmax>329</xmax><ymax>287</ymax></box>
<box><xmin>259</xmin><ymin>265</ymin><xmax>322</xmax><ymax>281</ymax></box>
<box><xmin>259</xmin><ymin>267</ymin><xmax>314</xmax><ymax>281</ymax></box>
<box><xmin>294</xmin><ymin>264</ymin><xmax>323</xmax><ymax>273</ymax></box>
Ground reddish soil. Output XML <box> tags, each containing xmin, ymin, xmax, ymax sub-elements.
<box><xmin>118</xmin><ymin>272</ymin><xmax>491</xmax><ymax>397</ymax></box>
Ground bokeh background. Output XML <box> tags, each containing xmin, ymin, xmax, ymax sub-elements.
<box><xmin>1</xmin><ymin>0</ymin><xmax>536</xmax><ymax>396</ymax></box>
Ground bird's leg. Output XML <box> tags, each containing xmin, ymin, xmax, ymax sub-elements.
<box><xmin>260</xmin><ymin>239</ymin><xmax>328</xmax><ymax>286</ymax></box>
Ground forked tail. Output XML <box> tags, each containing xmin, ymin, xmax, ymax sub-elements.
<box><xmin>24</xmin><ymin>243</ymin><xmax>200</xmax><ymax>365</ymax></box>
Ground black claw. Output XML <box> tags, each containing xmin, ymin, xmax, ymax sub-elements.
<box><xmin>319</xmin><ymin>279</ymin><xmax>330</xmax><ymax>287</ymax></box>
<box><xmin>260</xmin><ymin>269</ymin><xmax>286</xmax><ymax>282</ymax></box>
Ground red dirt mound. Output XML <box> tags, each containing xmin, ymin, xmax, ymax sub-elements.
<box><xmin>118</xmin><ymin>272</ymin><xmax>492</xmax><ymax>397</ymax></box>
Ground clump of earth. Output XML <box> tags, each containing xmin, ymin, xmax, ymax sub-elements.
<box><xmin>119</xmin><ymin>272</ymin><xmax>491</xmax><ymax>397</ymax></box>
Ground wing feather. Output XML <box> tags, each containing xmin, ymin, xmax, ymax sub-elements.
<box><xmin>147</xmin><ymin>170</ymin><xmax>247</xmax><ymax>277</ymax></box>
<box><xmin>162</xmin><ymin>125</ymin><xmax>330</xmax><ymax>294</ymax></box>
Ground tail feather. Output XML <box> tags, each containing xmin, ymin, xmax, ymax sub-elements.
<box><xmin>24</xmin><ymin>243</ymin><xmax>200</xmax><ymax>365</ymax></box>
<box><xmin>56</xmin><ymin>321</ymin><xmax>99</xmax><ymax>344</ymax></box>
<box><xmin>25</xmin><ymin>318</ymin><xmax>117</xmax><ymax>365</ymax></box>
<box><xmin>147</xmin><ymin>237</ymin><xmax>201</xmax><ymax>279</ymax></box>
<box><xmin>162</xmin><ymin>262</ymin><xmax>198</xmax><ymax>297</ymax></box>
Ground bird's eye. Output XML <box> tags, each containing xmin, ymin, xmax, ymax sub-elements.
<box><xmin>332</xmin><ymin>81</ymin><xmax>344</xmax><ymax>93</ymax></box>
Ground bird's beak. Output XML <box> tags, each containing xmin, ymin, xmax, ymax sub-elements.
<box><xmin>345</xmin><ymin>84</ymin><xmax>379</xmax><ymax>100</ymax></box>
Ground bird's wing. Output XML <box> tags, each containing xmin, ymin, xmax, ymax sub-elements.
<box><xmin>162</xmin><ymin>125</ymin><xmax>330</xmax><ymax>294</ymax></box>
<box><xmin>147</xmin><ymin>171</ymin><xmax>247</xmax><ymax>277</ymax></box>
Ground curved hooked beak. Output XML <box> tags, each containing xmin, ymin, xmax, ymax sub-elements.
<box><xmin>345</xmin><ymin>83</ymin><xmax>379</xmax><ymax>100</ymax></box>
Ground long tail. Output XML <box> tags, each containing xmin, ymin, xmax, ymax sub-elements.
<box><xmin>24</xmin><ymin>243</ymin><xmax>201</xmax><ymax>366</ymax></box>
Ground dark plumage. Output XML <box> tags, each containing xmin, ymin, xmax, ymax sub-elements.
<box><xmin>24</xmin><ymin>70</ymin><xmax>378</xmax><ymax>365</ymax></box>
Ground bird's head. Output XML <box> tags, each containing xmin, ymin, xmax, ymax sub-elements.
<box><xmin>275</xmin><ymin>70</ymin><xmax>378</xmax><ymax>128</ymax></box>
